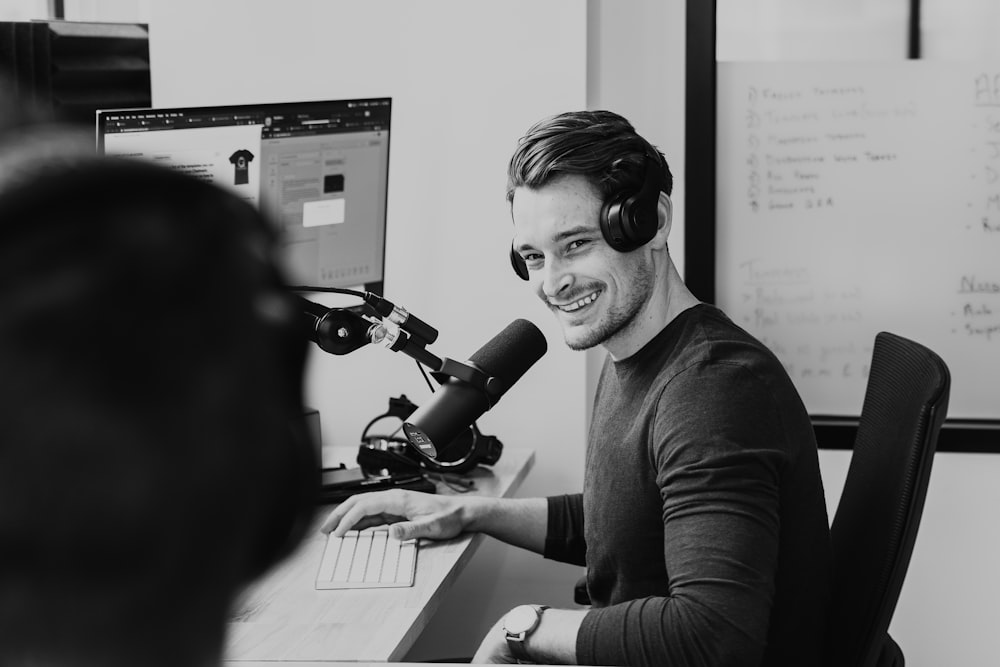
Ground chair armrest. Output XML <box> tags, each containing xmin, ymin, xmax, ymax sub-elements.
<box><xmin>573</xmin><ymin>574</ymin><xmax>591</xmax><ymax>606</ymax></box>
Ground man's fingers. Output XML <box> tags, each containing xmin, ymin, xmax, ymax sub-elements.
<box><xmin>388</xmin><ymin>521</ymin><xmax>418</xmax><ymax>541</ymax></box>
<box><xmin>318</xmin><ymin>495</ymin><xmax>359</xmax><ymax>534</ymax></box>
<box><xmin>320</xmin><ymin>490</ymin><xmax>411</xmax><ymax>536</ymax></box>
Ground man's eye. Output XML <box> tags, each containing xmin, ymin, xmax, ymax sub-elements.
<box><xmin>568</xmin><ymin>239</ymin><xmax>590</xmax><ymax>251</ymax></box>
<box><xmin>523</xmin><ymin>252</ymin><xmax>543</xmax><ymax>265</ymax></box>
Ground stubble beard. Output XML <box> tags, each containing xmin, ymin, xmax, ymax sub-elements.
<box><xmin>561</xmin><ymin>257</ymin><xmax>655</xmax><ymax>351</ymax></box>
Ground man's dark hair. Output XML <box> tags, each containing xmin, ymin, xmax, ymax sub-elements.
<box><xmin>505</xmin><ymin>110</ymin><xmax>673</xmax><ymax>204</ymax></box>
<box><xmin>0</xmin><ymin>156</ymin><xmax>318</xmax><ymax>666</ymax></box>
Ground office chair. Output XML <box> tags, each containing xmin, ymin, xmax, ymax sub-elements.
<box><xmin>826</xmin><ymin>331</ymin><xmax>950</xmax><ymax>667</ymax></box>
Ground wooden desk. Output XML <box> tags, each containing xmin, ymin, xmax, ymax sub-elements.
<box><xmin>224</xmin><ymin>447</ymin><xmax>535</xmax><ymax>663</ymax></box>
<box><xmin>233</xmin><ymin>664</ymin><xmax>471</xmax><ymax>666</ymax></box>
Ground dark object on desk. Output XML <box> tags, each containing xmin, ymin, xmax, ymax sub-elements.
<box><xmin>318</xmin><ymin>466</ymin><xmax>436</xmax><ymax>505</ymax></box>
<box><xmin>359</xmin><ymin>394</ymin><xmax>504</xmax><ymax>475</ymax></box>
<box><xmin>1</xmin><ymin>20</ymin><xmax>151</xmax><ymax>126</ymax></box>
<box><xmin>826</xmin><ymin>332</ymin><xmax>950</xmax><ymax>667</ymax></box>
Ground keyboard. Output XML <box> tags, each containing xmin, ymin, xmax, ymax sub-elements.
<box><xmin>316</xmin><ymin>527</ymin><xmax>418</xmax><ymax>589</ymax></box>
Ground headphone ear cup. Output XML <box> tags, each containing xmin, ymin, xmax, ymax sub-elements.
<box><xmin>420</xmin><ymin>427</ymin><xmax>503</xmax><ymax>475</ymax></box>
<box><xmin>600</xmin><ymin>195</ymin><xmax>635</xmax><ymax>252</ymax></box>
<box><xmin>510</xmin><ymin>243</ymin><xmax>529</xmax><ymax>281</ymax></box>
<box><xmin>599</xmin><ymin>152</ymin><xmax>661</xmax><ymax>252</ymax></box>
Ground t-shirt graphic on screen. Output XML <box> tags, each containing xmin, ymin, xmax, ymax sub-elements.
<box><xmin>229</xmin><ymin>149</ymin><xmax>254</xmax><ymax>185</ymax></box>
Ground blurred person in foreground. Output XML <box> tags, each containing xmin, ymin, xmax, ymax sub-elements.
<box><xmin>0</xmin><ymin>151</ymin><xmax>320</xmax><ymax>667</ymax></box>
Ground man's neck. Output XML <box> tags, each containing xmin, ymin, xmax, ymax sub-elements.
<box><xmin>603</xmin><ymin>260</ymin><xmax>700</xmax><ymax>361</ymax></box>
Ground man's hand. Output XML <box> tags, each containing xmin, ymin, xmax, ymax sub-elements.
<box><xmin>471</xmin><ymin>616</ymin><xmax>519</xmax><ymax>664</ymax></box>
<box><xmin>319</xmin><ymin>488</ymin><xmax>471</xmax><ymax>541</ymax></box>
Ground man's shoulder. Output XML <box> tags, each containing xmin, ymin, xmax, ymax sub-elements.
<box><xmin>607</xmin><ymin>304</ymin><xmax>792</xmax><ymax>404</ymax></box>
<box><xmin>668</xmin><ymin>304</ymin><xmax>778</xmax><ymax>371</ymax></box>
<box><xmin>656</xmin><ymin>305</ymin><xmax>807</xmax><ymax>419</ymax></box>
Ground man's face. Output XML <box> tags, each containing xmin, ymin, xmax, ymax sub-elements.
<box><xmin>511</xmin><ymin>174</ymin><xmax>654</xmax><ymax>352</ymax></box>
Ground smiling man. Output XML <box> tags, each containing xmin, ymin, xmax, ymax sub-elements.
<box><xmin>508</xmin><ymin>147</ymin><xmax>691</xmax><ymax>358</ymax></box>
<box><xmin>322</xmin><ymin>110</ymin><xmax>832</xmax><ymax>666</ymax></box>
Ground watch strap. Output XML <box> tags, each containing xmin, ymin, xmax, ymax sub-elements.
<box><xmin>508</xmin><ymin>635</ymin><xmax>532</xmax><ymax>663</ymax></box>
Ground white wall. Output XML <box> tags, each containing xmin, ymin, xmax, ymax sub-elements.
<box><xmin>0</xmin><ymin>0</ymin><xmax>48</xmax><ymax>21</ymax></box>
<box><xmin>148</xmin><ymin>1</ymin><xmax>589</xmax><ymax>660</ymax></box>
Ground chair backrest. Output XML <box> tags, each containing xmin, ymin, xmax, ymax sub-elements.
<box><xmin>827</xmin><ymin>332</ymin><xmax>950</xmax><ymax>667</ymax></box>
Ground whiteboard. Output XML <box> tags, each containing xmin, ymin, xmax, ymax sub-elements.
<box><xmin>717</xmin><ymin>62</ymin><xmax>1000</xmax><ymax>420</ymax></box>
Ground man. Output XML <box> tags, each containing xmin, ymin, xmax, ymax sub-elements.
<box><xmin>0</xmin><ymin>153</ymin><xmax>319</xmax><ymax>667</ymax></box>
<box><xmin>322</xmin><ymin>110</ymin><xmax>831</xmax><ymax>666</ymax></box>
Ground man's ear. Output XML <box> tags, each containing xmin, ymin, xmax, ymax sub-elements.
<box><xmin>652</xmin><ymin>192</ymin><xmax>673</xmax><ymax>249</ymax></box>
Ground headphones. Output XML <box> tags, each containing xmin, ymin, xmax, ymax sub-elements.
<box><xmin>356</xmin><ymin>395</ymin><xmax>503</xmax><ymax>476</ymax></box>
<box><xmin>509</xmin><ymin>144</ymin><xmax>664</xmax><ymax>281</ymax></box>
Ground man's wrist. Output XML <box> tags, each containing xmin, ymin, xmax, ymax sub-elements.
<box><xmin>504</xmin><ymin>606</ymin><xmax>585</xmax><ymax>665</ymax></box>
<box><xmin>462</xmin><ymin>495</ymin><xmax>499</xmax><ymax>533</ymax></box>
<box><xmin>503</xmin><ymin>604</ymin><xmax>548</xmax><ymax>662</ymax></box>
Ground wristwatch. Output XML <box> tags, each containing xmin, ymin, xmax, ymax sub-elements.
<box><xmin>503</xmin><ymin>604</ymin><xmax>549</xmax><ymax>663</ymax></box>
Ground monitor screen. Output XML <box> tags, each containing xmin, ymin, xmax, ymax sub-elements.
<box><xmin>96</xmin><ymin>97</ymin><xmax>391</xmax><ymax>294</ymax></box>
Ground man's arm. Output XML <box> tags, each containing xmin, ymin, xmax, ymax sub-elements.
<box><xmin>577</xmin><ymin>362</ymin><xmax>825</xmax><ymax>667</ymax></box>
<box><xmin>320</xmin><ymin>489</ymin><xmax>549</xmax><ymax>554</ymax></box>
<box><xmin>472</xmin><ymin>607</ymin><xmax>585</xmax><ymax>664</ymax></box>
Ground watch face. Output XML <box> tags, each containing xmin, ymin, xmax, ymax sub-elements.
<box><xmin>504</xmin><ymin>604</ymin><xmax>540</xmax><ymax>634</ymax></box>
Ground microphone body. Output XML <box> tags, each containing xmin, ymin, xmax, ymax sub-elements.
<box><xmin>403</xmin><ymin>319</ymin><xmax>547</xmax><ymax>459</ymax></box>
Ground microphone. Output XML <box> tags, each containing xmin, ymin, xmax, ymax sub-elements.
<box><xmin>401</xmin><ymin>319</ymin><xmax>547</xmax><ymax>462</ymax></box>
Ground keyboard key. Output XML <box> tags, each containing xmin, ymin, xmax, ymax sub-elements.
<box><xmin>395</xmin><ymin>540</ymin><xmax>417</xmax><ymax>585</ymax></box>
<box><xmin>364</xmin><ymin>531</ymin><xmax>388</xmax><ymax>584</ymax></box>
<box><xmin>382</xmin><ymin>535</ymin><xmax>401</xmax><ymax>582</ymax></box>
<box><xmin>348</xmin><ymin>531</ymin><xmax>373</xmax><ymax>583</ymax></box>
<box><xmin>316</xmin><ymin>531</ymin><xmax>342</xmax><ymax>582</ymax></box>
<box><xmin>331</xmin><ymin>532</ymin><xmax>357</xmax><ymax>583</ymax></box>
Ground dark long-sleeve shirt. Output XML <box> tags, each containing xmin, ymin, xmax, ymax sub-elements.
<box><xmin>545</xmin><ymin>304</ymin><xmax>832</xmax><ymax>667</ymax></box>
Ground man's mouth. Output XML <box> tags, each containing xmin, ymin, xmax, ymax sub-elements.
<box><xmin>552</xmin><ymin>290</ymin><xmax>601</xmax><ymax>313</ymax></box>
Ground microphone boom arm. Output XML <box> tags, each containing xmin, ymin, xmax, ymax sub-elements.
<box><xmin>373</xmin><ymin>326</ymin><xmax>500</xmax><ymax>401</ymax></box>
<box><xmin>297</xmin><ymin>294</ymin><xmax>501</xmax><ymax>402</ymax></box>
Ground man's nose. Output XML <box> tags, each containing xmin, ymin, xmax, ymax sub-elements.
<box><xmin>540</xmin><ymin>256</ymin><xmax>574</xmax><ymax>299</ymax></box>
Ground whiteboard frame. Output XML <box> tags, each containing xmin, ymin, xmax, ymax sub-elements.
<box><xmin>683</xmin><ymin>0</ymin><xmax>1000</xmax><ymax>453</ymax></box>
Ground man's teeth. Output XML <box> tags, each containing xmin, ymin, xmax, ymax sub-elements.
<box><xmin>560</xmin><ymin>292</ymin><xmax>599</xmax><ymax>312</ymax></box>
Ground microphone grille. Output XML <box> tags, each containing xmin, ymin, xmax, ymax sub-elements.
<box><xmin>468</xmin><ymin>319</ymin><xmax>548</xmax><ymax>393</ymax></box>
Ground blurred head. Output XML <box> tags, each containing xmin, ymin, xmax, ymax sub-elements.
<box><xmin>506</xmin><ymin>111</ymin><xmax>675</xmax><ymax>356</ymax></box>
<box><xmin>0</xmin><ymin>156</ymin><xmax>318</xmax><ymax>665</ymax></box>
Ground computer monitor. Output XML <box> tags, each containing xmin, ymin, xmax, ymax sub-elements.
<box><xmin>96</xmin><ymin>97</ymin><xmax>391</xmax><ymax>295</ymax></box>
